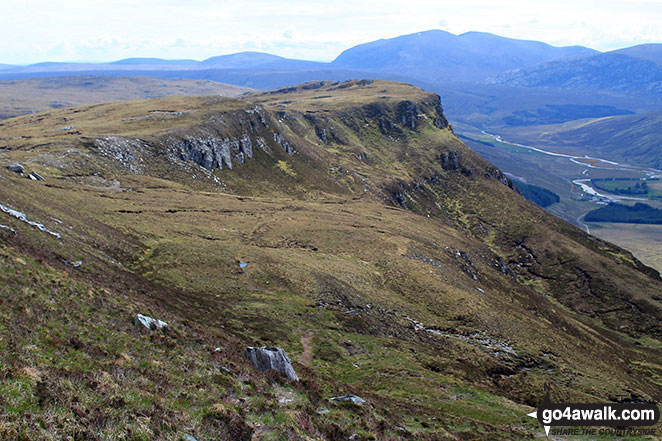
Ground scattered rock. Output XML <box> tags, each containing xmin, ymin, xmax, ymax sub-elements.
<box><xmin>28</xmin><ymin>172</ymin><xmax>45</xmax><ymax>181</ymax></box>
<box><xmin>7</xmin><ymin>164</ymin><xmax>24</xmax><ymax>174</ymax></box>
<box><xmin>93</xmin><ymin>137</ymin><xmax>146</xmax><ymax>173</ymax></box>
<box><xmin>134</xmin><ymin>313</ymin><xmax>168</xmax><ymax>331</ymax></box>
<box><xmin>277</xmin><ymin>389</ymin><xmax>296</xmax><ymax>405</ymax></box>
<box><xmin>64</xmin><ymin>260</ymin><xmax>83</xmax><ymax>268</ymax></box>
<box><xmin>0</xmin><ymin>224</ymin><xmax>16</xmax><ymax>234</ymax></box>
<box><xmin>0</xmin><ymin>203</ymin><xmax>61</xmax><ymax>238</ymax></box>
<box><xmin>317</xmin><ymin>408</ymin><xmax>330</xmax><ymax>415</ymax></box>
<box><xmin>244</xmin><ymin>346</ymin><xmax>298</xmax><ymax>381</ymax></box>
<box><xmin>330</xmin><ymin>394</ymin><xmax>366</xmax><ymax>405</ymax></box>
<box><xmin>184</xmin><ymin>435</ymin><xmax>199</xmax><ymax>441</ymax></box>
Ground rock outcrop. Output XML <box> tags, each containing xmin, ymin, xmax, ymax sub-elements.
<box><xmin>439</xmin><ymin>152</ymin><xmax>460</xmax><ymax>170</ymax></box>
<box><xmin>169</xmin><ymin>133</ymin><xmax>258</xmax><ymax>170</ymax></box>
<box><xmin>244</xmin><ymin>346</ymin><xmax>298</xmax><ymax>381</ymax></box>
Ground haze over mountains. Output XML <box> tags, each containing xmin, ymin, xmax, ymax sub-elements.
<box><xmin>1</xmin><ymin>29</ymin><xmax>658</xmax><ymax>94</ymax></box>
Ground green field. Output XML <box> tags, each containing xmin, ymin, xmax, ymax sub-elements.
<box><xmin>592</xmin><ymin>178</ymin><xmax>662</xmax><ymax>199</ymax></box>
<box><xmin>588</xmin><ymin>223</ymin><xmax>662</xmax><ymax>273</ymax></box>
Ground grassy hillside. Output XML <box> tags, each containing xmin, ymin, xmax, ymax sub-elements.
<box><xmin>0</xmin><ymin>76</ymin><xmax>252</xmax><ymax>120</ymax></box>
<box><xmin>1</xmin><ymin>80</ymin><xmax>661</xmax><ymax>440</ymax></box>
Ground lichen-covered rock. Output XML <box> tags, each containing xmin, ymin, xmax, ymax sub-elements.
<box><xmin>134</xmin><ymin>313</ymin><xmax>168</xmax><ymax>331</ymax></box>
<box><xmin>244</xmin><ymin>346</ymin><xmax>298</xmax><ymax>381</ymax></box>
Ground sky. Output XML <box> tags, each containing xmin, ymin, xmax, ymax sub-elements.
<box><xmin>2</xmin><ymin>0</ymin><xmax>662</xmax><ymax>65</ymax></box>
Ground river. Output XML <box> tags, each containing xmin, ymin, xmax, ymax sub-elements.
<box><xmin>481</xmin><ymin>131</ymin><xmax>660</xmax><ymax>203</ymax></box>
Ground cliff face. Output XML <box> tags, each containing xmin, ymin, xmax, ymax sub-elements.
<box><xmin>0</xmin><ymin>80</ymin><xmax>660</xmax><ymax>440</ymax></box>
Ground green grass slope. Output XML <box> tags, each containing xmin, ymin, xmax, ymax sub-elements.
<box><xmin>0</xmin><ymin>80</ymin><xmax>660</xmax><ymax>440</ymax></box>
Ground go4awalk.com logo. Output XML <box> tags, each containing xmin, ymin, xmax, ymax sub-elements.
<box><xmin>527</xmin><ymin>386</ymin><xmax>660</xmax><ymax>437</ymax></box>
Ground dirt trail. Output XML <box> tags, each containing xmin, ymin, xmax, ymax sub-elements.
<box><xmin>299</xmin><ymin>333</ymin><xmax>313</xmax><ymax>367</ymax></box>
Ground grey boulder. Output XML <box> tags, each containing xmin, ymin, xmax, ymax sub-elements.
<box><xmin>7</xmin><ymin>164</ymin><xmax>24</xmax><ymax>174</ymax></box>
<box><xmin>330</xmin><ymin>394</ymin><xmax>366</xmax><ymax>405</ymax></box>
<box><xmin>244</xmin><ymin>346</ymin><xmax>298</xmax><ymax>381</ymax></box>
<box><xmin>134</xmin><ymin>313</ymin><xmax>168</xmax><ymax>330</ymax></box>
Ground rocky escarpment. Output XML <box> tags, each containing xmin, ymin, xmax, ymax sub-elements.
<box><xmin>90</xmin><ymin>104</ymin><xmax>299</xmax><ymax>174</ymax></box>
<box><xmin>360</xmin><ymin>95</ymin><xmax>450</xmax><ymax>135</ymax></box>
<box><xmin>87</xmin><ymin>81</ymin><xmax>519</xmax><ymax>215</ymax></box>
<box><xmin>168</xmin><ymin>134</ymin><xmax>251</xmax><ymax>170</ymax></box>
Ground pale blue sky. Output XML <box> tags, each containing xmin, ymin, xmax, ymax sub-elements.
<box><xmin>2</xmin><ymin>0</ymin><xmax>661</xmax><ymax>65</ymax></box>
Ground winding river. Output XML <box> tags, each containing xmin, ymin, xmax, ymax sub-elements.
<box><xmin>481</xmin><ymin>131</ymin><xmax>661</xmax><ymax>203</ymax></box>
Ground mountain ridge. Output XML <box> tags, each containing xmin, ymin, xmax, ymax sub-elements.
<box><xmin>1</xmin><ymin>79</ymin><xmax>661</xmax><ymax>439</ymax></box>
<box><xmin>492</xmin><ymin>47</ymin><xmax>662</xmax><ymax>93</ymax></box>
<box><xmin>2</xmin><ymin>30</ymin><xmax>599</xmax><ymax>81</ymax></box>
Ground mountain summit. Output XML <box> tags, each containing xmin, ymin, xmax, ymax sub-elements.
<box><xmin>332</xmin><ymin>30</ymin><xmax>597</xmax><ymax>81</ymax></box>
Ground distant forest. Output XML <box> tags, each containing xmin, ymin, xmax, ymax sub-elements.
<box><xmin>585</xmin><ymin>202</ymin><xmax>662</xmax><ymax>224</ymax></box>
<box><xmin>514</xmin><ymin>181</ymin><xmax>560</xmax><ymax>207</ymax></box>
<box><xmin>592</xmin><ymin>179</ymin><xmax>649</xmax><ymax>196</ymax></box>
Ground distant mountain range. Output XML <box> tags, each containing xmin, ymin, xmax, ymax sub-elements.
<box><xmin>0</xmin><ymin>51</ymin><xmax>327</xmax><ymax>73</ymax></box>
<box><xmin>491</xmin><ymin>44</ymin><xmax>662</xmax><ymax>94</ymax></box>
<box><xmin>1</xmin><ymin>30</ymin><xmax>661</xmax><ymax>99</ymax></box>
<box><xmin>1</xmin><ymin>30</ymin><xmax>660</xmax><ymax>97</ymax></box>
